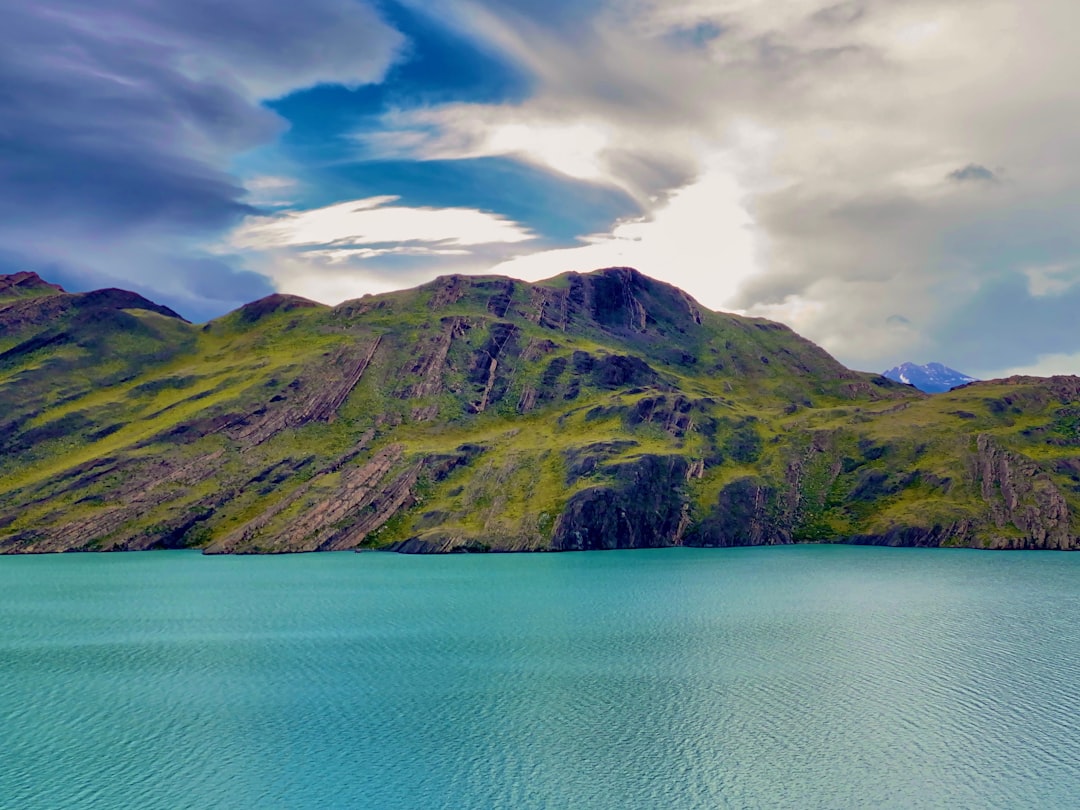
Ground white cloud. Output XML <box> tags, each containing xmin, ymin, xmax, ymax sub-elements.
<box><xmin>1023</xmin><ymin>263</ymin><xmax>1080</xmax><ymax>298</ymax></box>
<box><xmin>359</xmin><ymin>105</ymin><xmax>685</xmax><ymax>204</ymax></box>
<box><xmin>362</xmin><ymin>108</ymin><xmax>614</xmax><ymax>182</ymax></box>
<box><xmin>249</xmin><ymin>254</ymin><xmax>423</xmax><ymax>304</ymax></box>
<box><xmin>490</xmin><ymin>157</ymin><xmax>760</xmax><ymax>310</ymax></box>
<box><xmin>229</xmin><ymin>196</ymin><xmax>534</xmax><ymax>251</ymax></box>
<box><xmin>367</xmin><ymin>0</ymin><xmax>1080</xmax><ymax>374</ymax></box>
<box><xmin>306</xmin><ymin>247</ymin><xmax>471</xmax><ymax>262</ymax></box>
<box><xmin>225</xmin><ymin>196</ymin><xmax>536</xmax><ymax>304</ymax></box>
<box><xmin>243</xmin><ymin>175</ymin><xmax>300</xmax><ymax>208</ymax></box>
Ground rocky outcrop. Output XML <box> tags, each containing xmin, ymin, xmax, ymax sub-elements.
<box><xmin>551</xmin><ymin>455</ymin><xmax>692</xmax><ymax>550</ymax></box>
<box><xmin>229</xmin><ymin>338</ymin><xmax>381</xmax><ymax>444</ymax></box>
<box><xmin>845</xmin><ymin>522</ymin><xmax>976</xmax><ymax>548</ymax></box>
<box><xmin>687</xmin><ymin>477</ymin><xmax>792</xmax><ymax>547</ymax></box>
<box><xmin>466</xmin><ymin>322</ymin><xmax>521</xmax><ymax>413</ymax></box>
<box><xmin>403</xmin><ymin>316</ymin><xmax>469</xmax><ymax>399</ymax></box>
<box><xmin>426</xmin><ymin>274</ymin><xmax>469</xmax><ymax>309</ymax></box>
<box><xmin>208</xmin><ymin>444</ymin><xmax>410</xmax><ymax>553</ymax></box>
<box><xmin>523</xmin><ymin>267</ymin><xmax>699</xmax><ymax>336</ymax></box>
<box><xmin>206</xmin><ymin>443</ymin><xmax>487</xmax><ymax>554</ymax></box>
<box><xmin>970</xmin><ymin>434</ymin><xmax>1077</xmax><ymax>549</ymax></box>
<box><xmin>3</xmin><ymin>449</ymin><xmax>232</xmax><ymax>553</ymax></box>
<box><xmin>388</xmin><ymin>533</ymin><xmax>500</xmax><ymax>554</ymax></box>
<box><xmin>484</xmin><ymin>278</ymin><xmax>516</xmax><ymax>318</ymax></box>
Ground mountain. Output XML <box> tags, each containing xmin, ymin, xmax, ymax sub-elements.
<box><xmin>0</xmin><ymin>270</ymin><xmax>65</xmax><ymax>300</ymax></box>
<box><xmin>1</xmin><ymin>267</ymin><xmax>1079</xmax><ymax>554</ymax></box>
<box><xmin>883</xmin><ymin>361</ymin><xmax>977</xmax><ymax>393</ymax></box>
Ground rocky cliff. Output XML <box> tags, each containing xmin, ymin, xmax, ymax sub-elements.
<box><xmin>1</xmin><ymin>268</ymin><xmax>1078</xmax><ymax>553</ymax></box>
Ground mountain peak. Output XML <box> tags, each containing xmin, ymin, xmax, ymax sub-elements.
<box><xmin>0</xmin><ymin>271</ymin><xmax>66</xmax><ymax>300</ymax></box>
<box><xmin>883</xmin><ymin>361</ymin><xmax>977</xmax><ymax>393</ymax></box>
<box><xmin>3</xmin><ymin>268</ymin><xmax>1078</xmax><ymax>555</ymax></box>
<box><xmin>234</xmin><ymin>293</ymin><xmax>325</xmax><ymax>324</ymax></box>
<box><xmin>541</xmin><ymin>266</ymin><xmax>706</xmax><ymax>335</ymax></box>
<box><xmin>76</xmin><ymin>288</ymin><xmax>187</xmax><ymax>321</ymax></box>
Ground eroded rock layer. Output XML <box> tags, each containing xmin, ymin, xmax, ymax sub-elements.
<box><xmin>1</xmin><ymin>268</ymin><xmax>1078</xmax><ymax>553</ymax></box>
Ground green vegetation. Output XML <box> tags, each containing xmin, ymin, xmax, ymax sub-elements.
<box><xmin>2</xmin><ymin>267</ymin><xmax>1079</xmax><ymax>553</ymax></box>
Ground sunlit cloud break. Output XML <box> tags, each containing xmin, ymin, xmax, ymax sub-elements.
<box><xmin>229</xmin><ymin>196</ymin><xmax>536</xmax><ymax>254</ymax></box>
<box><xmin>9</xmin><ymin>0</ymin><xmax>1080</xmax><ymax>376</ymax></box>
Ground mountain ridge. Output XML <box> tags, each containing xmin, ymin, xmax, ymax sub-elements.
<box><xmin>0</xmin><ymin>271</ymin><xmax>65</xmax><ymax>301</ymax></box>
<box><xmin>883</xmin><ymin>361</ymin><xmax>977</xmax><ymax>393</ymax></box>
<box><xmin>1</xmin><ymin>267</ymin><xmax>1078</xmax><ymax>553</ymax></box>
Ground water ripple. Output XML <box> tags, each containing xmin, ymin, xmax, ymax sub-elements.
<box><xmin>1</xmin><ymin>546</ymin><xmax>1079</xmax><ymax>808</ymax></box>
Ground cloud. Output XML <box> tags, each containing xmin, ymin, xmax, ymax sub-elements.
<box><xmin>360</xmin><ymin>110</ymin><xmax>617</xmax><ymax>186</ymax></box>
<box><xmin>355</xmin><ymin>0</ymin><xmax>1080</xmax><ymax>374</ymax></box>
<box><xmin>488</xmin><ymin>156</ymin><xmax>760</xmax><ymax>309</ymax></box>
<box><xmin>947</xmin><ymin>164</ymin><xmax>999</xmax><ymax>184</ymax></box>
<box><xmin>244</xmin><ymin>176</ymin><xmax>302</xmax><ymax>209</ymax></box>
<box><xmin>0</xmin><ymin>0</ymin><xmax>402</xmax><ymax>316</ymax></box>
<box><xmin>991</xmin><ymin>352</ymin><xmax>1080</xmax><ymax>379</ymax></box>
<box><xmin>229</xmin><ymin>196</ymin><xmax>534</xmax><ymax>251</ymax></box>
<box><xmin>12</xmin><ymin>0</ymin><xmax>1080</xmax><ymax>378</ymax></box>
<box><xmin>1023</xmin><ymin>262</ymin><xmax>1080</xmax><ymax>298</ymax></box>
<box><xmin>225</xmin><ymin>196</ymin><xmax>536</xmax><ymax>301</ymax></box>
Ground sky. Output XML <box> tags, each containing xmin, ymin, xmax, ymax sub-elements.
<box><xmin>4</xmin><ymin>0</ymin><xmax>1080</xmax><ymax>378</ymax></box>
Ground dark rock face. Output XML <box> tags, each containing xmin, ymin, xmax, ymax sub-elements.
<box><xmin>687</xmin><ymin>477</ymin><xmax>792</xmax><ymax>547</ymax></box>
<box><xmin>484</xmin><ymin>278</ymin><xmax>516</xmax><ymax>318</ymax></box>
<box><xmin>845</xmin><ymin>523</ymin><xmax>974</xmax><ymax>548</ymax></box>
<box><xmin>465</xmin><ymin>321</ymin><xmax>521</xmax><ymax>413</ymax></box>
<box><xmin>522</xmin><ymin>267</ymin><xmax>703</xmax><ymax>339</ymax></box>
<box><xmin>551</xmin><ymin>455</ymin><xmax>691</xmax><ymax>550</ymax></box>
<box><xmin>563</xmin><ymin>441</ymin><xmax>640</xmax><ymax>484</ymax></box>
<box><xmin>388</xmin><ymin>534</ymin><xmax>491</xmax><ymax>554</ymax></box>
<box><xmin>590</xmin><ymin>354</ymin><xmax>658</xmax><ymax>389</ymax></box>
<box><xmin>576</xmin><ymin>267</ymin><xmax>650</xmax><ymax>331</ymax></box>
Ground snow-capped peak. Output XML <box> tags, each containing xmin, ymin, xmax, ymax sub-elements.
<box><xmin>882</xmin><ymin>362</ymin><xmax>977</xmax><ymax>393</ymax></box>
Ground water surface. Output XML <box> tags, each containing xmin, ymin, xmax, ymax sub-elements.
<box><xmin>2</xmin><ymin>546</ymin><xmax>1079</xmax><ymax>808</ymax></box>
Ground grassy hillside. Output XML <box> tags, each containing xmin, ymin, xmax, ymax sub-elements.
<box><xmin>1</xmin><ymin>267</ymin><xmax>1078</xmax><ymax>553</ymax></box>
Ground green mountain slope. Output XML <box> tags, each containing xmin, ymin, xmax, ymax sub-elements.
<box><xmin>1</xmin><ymin>267</ymin><xmax>1078</xmax><ymax>553</ymax></box>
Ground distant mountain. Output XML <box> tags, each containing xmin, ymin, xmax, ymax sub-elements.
<box><xmin>883</xmin><ymin>362</ymin><xmax>977</xmax><ymax>393</ymax></box>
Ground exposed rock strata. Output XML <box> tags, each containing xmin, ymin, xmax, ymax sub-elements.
<box><xmin>971</xmin><ymin>433</ymin><xmax>1074</xmax><ymax>549</ymax></box>
<box><xmin>2</xmin><ymin>268</ymin><xmax>1080</xmax><ymax>555</ymax></box>
<box><xmin>230</xmin><ymin>339</ymin><xmax>380</xmax><ymax>444</ymax></box>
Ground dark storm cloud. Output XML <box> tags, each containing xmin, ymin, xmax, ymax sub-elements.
<box><xmin>0</xmin><ymin>6</ymin><xmax>274</xmax><ymax>232</ymax></box>
<box><xmin>937</xmin><ymin>274</ymin><xmax>1080</xmax><ymax>375</ymax></box>
<box><xmin>810</xmin><ymin>1</ymin><xmax>868</xmax><ymax>27</ymax></box>
<box><xmin>947</xmin><ymin>164</ymin><xmax>999</xmax><ymax>184</ymax></box>
<box><xmin>0</xmin><ymin>0</ymin><xmax>402</xmax><ymax>316</ymax></box>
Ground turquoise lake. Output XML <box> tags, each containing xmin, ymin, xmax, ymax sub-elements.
<box><xmin>2</xmin><ymin>545</ymin><xmax>1079</xmax><ymax>809</ymax></box>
